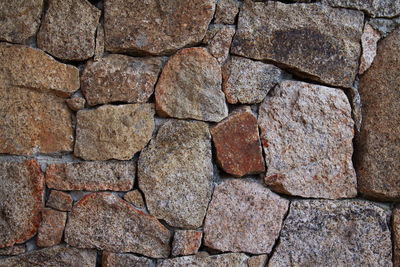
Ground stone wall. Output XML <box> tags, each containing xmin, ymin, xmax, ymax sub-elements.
<box><xmin>0</xmin><ymin>0</ymin><xmax>399</xmax><ymax>266</ymax></box>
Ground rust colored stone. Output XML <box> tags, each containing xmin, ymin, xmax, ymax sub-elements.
<box><xmin>46</xmin><ymin>190</ymin><xmax>73</xmax><ymax>212</ymax></box>
<box><xmin>36</xmin><ymin>208</ymin><xmax>67</xmax><ymax>247</ymax></box>
<box><xmin>172</xmin><ymin>230</ymin><xmax>203</xmax><ymax>256</ymax></box>
<box><xmin>393</xmin><ymin>206</ymin><xmax>400</xmax><ymax>267</ymax></box>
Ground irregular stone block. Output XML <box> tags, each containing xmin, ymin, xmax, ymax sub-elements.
<box><xmin>324</xmin><ymin>0</ymin><xmax>400</xmax><ymax>18</ymax></box>
<box><xmin>158</xmin><ymin>252</ymin><xmax>249</xmax><ymax>267</ymax></box>
<box><xmin>205</xmin><ymin>25</ymin><xmax>236</xmax><ymax>64</ymax></box>
<box><xmin>214</xmin><ymin>0</ymin><xmax>240</xmax><ymax>24</ymax></box>
<box><xmin>393</xmin><ymin>206</ymin><xmax>400</xmax><ymax>267</ymax></box>
<box><xmin>172</xmin><ymin>230</ymin><xmax>203</xmax><ymax>256</ymax></box>
<box><xmin>66</xmin><ymin>97</ymin><xmax>86</xmax><ymax>111</ymax></box>
<box><xmin>103</xmin><ymin>251</ymin><xmax>153</xmax><ymax>267</ymax></box>
<box><xmin>0</xmin><ymin>245</ymin><xmax>26</xmax><ymax>256</ymax></box>
<box><xmin>359</xmin><ymin>23</ymin><xmax>381</xmax><ymax>74</ymax></box>
<box><xmin>94</xmin><ymin>23</ymin><xmax>105</xmax><ymax>61</ymax></box>
<box><xmin>123</xmin><ymin>190</ymin><xmax>145</xmax><ymax>209</ymax></box>
<box><xmin>247</xmin><ymin>255</ymin><xmax>268</xmax><ymax>267</ymax></box>
<box><xmin>46</xmin><ymin>190</ymin><xmax>73</xmax><ymax>212</ymax></box>
<box><xmin>36</xmin><ymin>208</ymin><xmax>67</xmax><ymax>247</ymax></box>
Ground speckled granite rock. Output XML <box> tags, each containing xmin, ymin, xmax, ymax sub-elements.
<box><xmin>393</xmin><ymin>206</ymin><xmax>400</xmax><ymax>267</ymax></box>
<box><xmin>359</xmin><ymin>23</ymin><xmax>381</xmax><ymax>74</ymax></box>
<box><xmin>172</xmin><ymin>230</ymin><xmax>202</xmax><ymax>256</ymax></box>
<box><xmin>204</xmin><ymin>179</ymin><xmax>289</xmax><ymax>254</ymax></box>
<box><xmin>102</xmin><ymin>251</ymin><xmax>153</xmax><ymax>267</ymax></box>
<box><xmin>65</xmin><ymin>192</ymin><xmax>171</xmax><ymax>258</ymax></box>
<box><xmin>138</xmin><ymin>120</ymin><xmax>213</xmax><ymax>228</ymax></box>
<box><xmin>324</xmin><ymin>0</ymin><xmax>400</xmax><ymax>18</ymax></box>
<box><xmin>36</xmin><ymin>208</ymin><xmax>67</xmax><ymax>247</ymax></box>
<box><xmin>158</xmin><ymin>252</ymin><xmax>249</xmax><ymax>267</ymax></box>
<box><xmin>247</xmin><ymin>255</ymin><xmax>268</xmax><ymax>267</ymax></box>
<box><xmin>37</xmin><ymin>0</ymin><xmax>100</xmax><ymax>61</ymax></box>
<box><xmin>269</xmin><ymin>200</ymin><xmax>392</xmax><ymax>267</ymax></box>
<box><xmin>123</xmin><ymin>190</ymin><xmax>145</xmax><ymax>209</ymax></box>
<box><xmin>205</xmin><ymin>25</ymin><xmax>236</xmax><ymax>64</ymax></box>
<box><xmin>214</xmin><ymin>0</ymin><xmax>240</xmax><ymax>24</ymax></box>
<box><xmin>369</xmin><ymin>17</ymin><xmax>400</xmax><ymax>36</ymax></box>
<box><xmin>66</xmin><ymin>97</ymin><xmax>86</xmax><ymax>111</ymax></box>
<box><xmin>0</xmin><ymin>245</ymin><xmax>26</xmax><ymax>256</ymax></box>
<box><xmin>46</xmin><ymin>190</ymin><xmax>73</xmax><ymax>212</ymax></box>
<box><xmin>94</xmin><ymin>24</ymin><xmax>105</xmax><ymax>61</ymax></box>
<box><xmin>259</xmin><ymin>80</ymin><xmax>357</xmax><ymax>199</ymax></box>
<box><xmin>0</xmin><ymin>160</ymin><xmax>44</xmax><ymax>248</ymax></box>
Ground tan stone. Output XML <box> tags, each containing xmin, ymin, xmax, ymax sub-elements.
<box><xmin>172</xmin><ymin>230</ymin><xmax>203</xmax><ymax>256</ymax></box>
<box><xmin>123</xmin><ymin>190</ymin><xmax>145</xmax><ymax>209</ymax></box>
<box><xmin>248</xmin><ymin>255</ymin><xmax>268</xmax><ymax>267</ymax></box>
<box><xmin>159</xmin><ymin>252</ymin><xmax>249</xmax><ymax>267</ymax></box>
<box><xmin>102</xmin><ymin>251</ymin><xmax>153</xmax><ymax>267</ymax></box>
<box><xmin>0</xmin><ymin>245</ymin><xmax>26</xmax><ymax>256</ymax></box>
<box><xmin>36</xmin><ymin>208</ymin><xmax>67</xmax><ymax>247</ymax></box>
<box><xmin>94</xmin><ymin>23</ymin><xmax>105</xmax><ymax>61</ymax></box>
<box><xmin>359</xmin><ymin>23</ymin><xmax>381</xmax><ymax>74</ymax></box>
<box><xmin>205</xmin><ymin>25</ymin><xmax>236</xmax><ymax>64</ymax></box>
<box><xmin>66</xmin><ymin>97</ymin><xmax>86</xmax><ymax>111</ymax></box>
<box><xmin>46</xmin><ymin>190</ymin><xmax>73</xmax><ymax>212</ymax></box>
<box><xmin>324</xmin><ymin>0</ymin><xmax>400</xmax><ymax>18</ymax></box>
<box><xmin>214</xmin><ymin>0</ymin><xmax>240</xmax><ymax>24</ymax></box>
<box><xmin>393</xmin><ymin>206</ymin><xmax>400</xmax><ymax>267</ymax></box>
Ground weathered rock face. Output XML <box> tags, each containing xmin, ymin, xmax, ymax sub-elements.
<box><xmin>46</xmin><ymin>190</ymin><xmax>73</xmax><ymax>212</ymax></box>
<box><xmin>205</xmin><ymin>25</ymin><xmax>236</xmax><ymax>64</ymax></box>
<box><xmin>359</xmin><ymin>23</ymin><xmax>381</xmax><ymax>74</ymax></box>
<box><xmin>46</xmin><ymin>161</ymin><xmax>136</xmax><ymax>191</ymax></box>
<box><xmin>36</xmin><ymin>208</ymin><xmax>67</xmax><ymax>247</ymax></box>
<box><xmin>37</xmin><ymin>0</ymin><xmax>101</xmax><ymax>61</ymax></box>
<box><xmin>269</xmin><ymin>200</ymin><xmax>393</xmax><ymax>266</ymax></box>
<box><xmin>66</xmin><ymin>97</ymin><xmax>86</xmax><ymax>111</ymax></box>
<box><xmin>74</xmin><ymin>104</ymin><xmax>155</xmax><ymax>160</ymax></box>
<box><xmin>247</xmin><ymin>255</ymin><xmax>268</xmax><ymax>267</ymax></box>
<box><xmin>64</xmin><ymin>192</ymin><xmax>172</xmax><ymax>258</ymax></box>
<box><xmin>393</xmin><ymin>207</ymin><xmax>400</xmax><ymax>267</ymax></box>
<box><xmin>0</xmin><ymin>0</ymin><xmax>43</xmax><ymax>44</ymax></box>
<box><xmin>324</xmin><ymin>0</ymin><xmax>400</xmax><ymax>18</ymax></box>
<box><xmin>172</xmin><ymin>230</ymin><xmax>203</xmax><ymax>256</ymax></box>
<box><xmin>222</xmin><ymin>56</ymin><xmax>282</xmax><ymax>104</ymax></box>
<box><xmin>123</xmin><ymin>190</ymin><xmax>145</xmax><ymax>209</ymax></box>
<box><xmin>159</xmin><ymin>252</ymin><xmax>249</xmax><ymax>267</ymax></box>
<box><xmin>357</xmin><ymin>28</ymin><xmax>400</xmax><ymax>201</ymax></box>
<box><xmin>155</xmin><ymin>48</ymin><xmax>228</xmax><ymax>122</ymax></box>
<box><xmin>102</xmin><ymin>251</ymin><xmax>153</xmax><ymax>267</ymax></box>
<box><xmin>232</xmin><ymin>2</ymin><xmax>364</xmax><ymax>88</ymax></box>
<box><xmin>0</xmin><ymin>160</ymin><xmax>44</xmax><ymax>248</ymax></box>
<box><xmin>82</xmin><ymin>54</ymin><xmax>163</xmax><ymax>106</ymax></box>
<box><xmin>211</xmin><ymin>107</ymin><xmax>265</xmax><ymax>177</ymax></box>
<box><xmin>259</xmin><ymin>80</ymin><xmax>357</xmax><ymax>199</ymax></box>
<box><xmin>104</xmin><ymin>0</ymin><xmax>216</xmax><ymax>55</ymax></box>
<box><xmin>203</xmin><ymin>179</ymin><xmax>289</xmax><ymax>254</ymax></box>
<box><xmin>138</xmin><ymin>120</ymin><xmax>213</xmax><ymax>229</ymax></box>
<box><xmin>0</xmin><ymin>244</ymin><xmax>26</xmax><ymax>256</ymax></box>
<box><xmin>214</xmin><ymin>0</ymin><xmax>240</xmax><ymax>24</ymax></box>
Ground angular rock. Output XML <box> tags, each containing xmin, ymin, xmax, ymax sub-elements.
<box><xmin>369</xmin><ymin>17</ymin><xmax>400</xmax><ymax>37</ymax></box>
<box><xmin>259</xmin><ymin>80</ymin><xmax>357</xmax><ymax>199</ymax></box>
<box><xmin>0</xmin><ymin>245</ymin><xmax>26</xmax><ymax>256</ymax></box>
<box><xmin>393</xmin><ymin>206</ymin><xmax>400</xmax><ymax>267</ymax></box>
<box><xmin>0</xmin><ymin>0</ymin><xmax>43</xmax><ymax>44</ymax></box>
<box><xmin>94</xmin><ymin>24</ymin><xmax>105</xmax><ymax>61</ymax></box>
<box><xmin>103</xmin><ymin>251</ymin><xmax>153</xmax><ymax>267</ymax></box>
<box><xmin>74</xmin><ymin>104</ymin><xmax>155</xmax><ymax>160</ymax></box>
<box><xmin>204</xmin><ymin>179</ymin><xmax>289</xmax><ymax>254</ymax></box>
<box><xmin>81</xmin><ymin>54</ymin><xmax>163</xmax><ymax>106</ymax></box>
<box><xmin>64</xmin><ymin>192</ymin><xmax>171</xmax><ymax>258</ymax></box>
<box><xmin>104</xmin><ymin>0</ymin><xmax>216</xmax><ymax>55</ymax></box>
<box><xmin>357</xmin><ymin>28</ymin><xmax>400</xmax><ymax>201</ymax></box>
<box><xmin>123</xmin><ymin>190</ymin><xmax>145</xmax><ymax>209</ymax></box>
<box><xmin>138</xmin><ymin>120</ymin><xmax>213</xmax><ymax>228</ymax></box>
<box><xmin>248</xmin><ymin>255</ymin><xmax>268</xmax><ymax>267</ymax></box>
<box><xmin>0</xmin><ymin>160</ymin><xmax>44</xmax><ymax>248</ymax></box>
<box><xmin>46</xmin><ymin>190</ymin><xmax>73</xmax><ymax>212</ymax></box>
<box><xmin>159</xmin><ymin>252</ymin><xmax>249</xmax><ymax>267</ymax></box>
<box><xmin>46</xmin><ymin>161</ymin><xmax>136</xmax><ymax>191</ymax></box>
<box><xmin>269</xmin><ymin>200</ymin><xmax>392</xmax><ymax>266</ymax></box>
<box><xmin>172</xmin><ymin>230</ymin><xmax>203</xmax><ymax>256</ymax></box>
<box><xmin>359</xmin><ymin>23</ymin><xmax>381</xmax><ymax>74</ymax></box>
<box><xmin>66</xmin><ymin>97</ymin><xmax>86</xmax><ymax>111</ymax></box>
<box><xmin>211</xmin><ymin>107</ymin><xmax>265</xmax><ymax>177</ymax></box>
<box><xmin>232</xmin><ymin>2</ymin><xmax>364</xmax><ymax>88</ymax></box>
<box><xmin>324</xmin><ymin>0</ymin><xmax>400</xmax><ymax>18</ymax></box>
<box><xmin>0</xmin><ymin>245</ymin><xmax>96</xmax><ymax>266</ymax></box>
<box><xmin>36</xmin><ymin>208</ymin><xmax>67</xmax><ymax>247</ymax></box>
<box><xmin>155</xmin><ymin>48</ymin><xmax>228</xmax><ymax>122</ymax></box>
<box><xmin>214</xmin><ymin>0</ymin><xmax>241</xmax><ymax>24</ymax></box>
<box><xmin>37</xmin><ymin>0</ymin><xmax>101</xmax><ymax>61</ymax></box>
<box><xmin>205</xmin><ymin>25</ymin><xmax>236</xmax><ymax>64</ymax></box>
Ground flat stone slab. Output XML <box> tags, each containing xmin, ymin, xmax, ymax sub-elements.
<box><xmin>158</xmin><ymin>252</ymin><xmax>249</xmax><ymax>267</ymax></box>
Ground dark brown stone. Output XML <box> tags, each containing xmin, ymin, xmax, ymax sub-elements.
<box><xmin>36</xmin><ymin>208</ymin><xmax>67</xmax><ymax>247</ymax></box>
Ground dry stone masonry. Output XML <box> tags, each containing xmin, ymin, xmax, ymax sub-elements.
<box><xmin>0</xmin><ymin>0</ymin><xmax>398</xmax><ymax>266</ymax></box>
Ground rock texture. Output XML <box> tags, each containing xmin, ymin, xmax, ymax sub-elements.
<box><xmin>74</xmin><ymin>104</ymin><xmax>155</xmax><ymax>160</ymax></box>
<box><xmin>211</xmin><ymin>107</ymin><xmax>265</xmax><ymax>177</ymax></box>
<box><xmin>155</xmin><ymin>48</ymin><xmax>228</xmax><ymax>122</ymax></box>
<box><xmin>159</xmin><ymin>252</ymin><xmax>249</xmax><ymax>267</ymax></box>
<box><xmin>81</xmin><ymin>55</ymin><xmax>163</xmax><ymax>106</ymax></box>
<box><xmin>203</xmin><ymin>179</ymin><xmax>289</xmax><ymax>254</ymax></box>
<box><xmin>46</xmin><ymin>161</ymin><xmax>136</xmax><ymax>191</ymax></box>
<box><xmin>232</xmin><ymin>2</ymin><xmax>364</xmax><ymax>88</ymax></box>
<box><xmin>66</xmin><ymin>97</ymin><xmax>86</xmax><ymax>111</ymax></box>
<box><xmin>64</xmin><ymin>192</ymin><xmax>171</xmax><ymax>258</ymax></box>
<box><xmin>102</xmin><ymin>251</ymin><xmax>153</xmax><ymax>267</ymax></box>
<box><xmin>37</xmin><ymin>0</ymin><xmax>101</xmax><ymax>61</ymax></box>
<box><xmin>104</xmin><ymin>0</ymin><xmax>216</xmax><ymax>55</ymax></box>
<box><xmin>393</xmin><ymin>206</ymin><xmax>400</xmax><ymax>267</ymax></box>
<box><xmin>214</xmin><ymin>0</ymin><xmax>240</xmax><ymax>24</ymax></box>
<box><xmin>359</xmin><ymin>23</ymin><xmax>381</xmax><ymax>74</ymax></box>
<box><xmin>46</xmin><ymin>190</ymin><xmax>73</xmax><ymax>212</ymax></box>
<box><xmin>0</xmin><ymin>245</ymin><xmax>26</xmax><ymax>256</ymax></box>
<box><xmin>259</xmin><ymin>80</ymin><xmax>357</xmax><ymax>199</ymax></box>
<box><xmin>139</xmin><ymin>120</ymin><xmax>213</xmax><ymax>229</ymax></box>
<box><xmin>269</xmin><ymin>200</ymin><xmax>393</xmax><ymax>266</ymax></box>
<box><xmin>172</xmin><ymin>230</ymin><xmax>203</xmax><ymax>256</ymax></box>
<box><xmin>205</xmin><ymin>25</ymin><xmax>236</xmax><ymax>64</ymax></box>
<box><xmin>325</xmin><ymin>0</ymin><xmax>400</xmax><ymax>18</ymax></box>
<box><xmin>357</xmin><ymin>27</ymin><xmax>400</xmax><ymax>201</ymax></box>
<box><xmin>36</xmin><ymin>208</ymin><xmax>67</xmax><ymax>247</ymax></box>
<box><xmin>0</xmin><ymin>160</ymin><xmax>44</xmax><ymax>248</ymax></box>
<box><xmin>248</xmin><ymin>255</ymin><xmax>268</xmax><ymax>267</ymax></box>
<box><xmin>123</xmin><ymin>190</ymin><xmax>145</xmax><ymax>209</ymax></box>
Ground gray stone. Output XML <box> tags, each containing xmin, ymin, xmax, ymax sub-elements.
<box><xmin>393</xmin><ymin>206</ymin><xmax>400</xmax><ymax>267</ymax></box>
<box><xmin>158</xmin><ymin>252</ymin><xmax>249</xmax><ymax>267</ymax></box>
<box><xmin>324</xmin><ymin>0</ymin><xmax>400</xmax><ymax>18</ymax></box>
<box><xmin>369</xmin><ymin>17</ymin><xmax>400</xmax><ymax>37</ymax></box>
<box><xmin>102</xmin><ymin>251</ymin><xmax>153</xmax><ymax>267</ymax></box>
<box><xmin>214</xmin><ymin>0</ymin><xmax>241</xmax><ymax>24</ymax></box>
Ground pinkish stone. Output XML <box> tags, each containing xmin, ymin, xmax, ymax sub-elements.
<box><xmin>36</xmin><ymin>208</ymin><xmax>67</xmax><ymax>247</ymax></box>
<box><xmin>102</xmin><ymin>251</ymin><xmax>153</xmax><ymax>267</ymax></box>
<box><xmin>46</xmin><ymin>190</ymin><xmax>73</xmax><ymax>212</ymax></box>
<box><xmin>359</xmin><ymin>23</ymin><xmax>381</xmax><ymax>74</ymax></box>
<box><xmin>172</xmin><ymin>230</ymin><xmax>203</xmax><ymax>256</ymax></box>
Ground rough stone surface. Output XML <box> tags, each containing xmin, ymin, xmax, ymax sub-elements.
<box><xmin>0</xmin><ymin>245</ymin><xmax>97</xmax><ymax>266</ymax></box>
<box><xmin>205</xmin><ymin>25</ymin><xmax>236</xmax><ymax>64</ymax></box>
<box><xmin>393</xmin><ymin>206</ymin><xmax>400</xmax><ymax>267</ymax></box>
<box><xmin>36</xmin><ymin>208</ymin><xmax>67</xmax><ymax>247</ymax></box>
<box><xmin>94</xmin><ymin>23</ymin><xmax>105</xmax><ymax>61</ymax></box>
<box><xmin>155</xmin><ymin>48</ymin><xmax>228</xmax><ymax>122</ymax></box>
<box><xmin>46</xmin><ymin>190</ymin><xmax>73</xmax><ymax>212</ymax></box>
<box><xmin>74</xmin><ymin>104</ymin><xmax>155</xmax><ymax>160</ymax></box>
<box><xmin>66</xmin><ymin>97</ymin><xmax>86</xmax><ymax>111</ymax></box>
<box><xmin>46</xmin><ymin>161</ymin><xmax>136</xmax><ymax>191</ymax></box>
<box><xmin>123</xmin><ymin>190</ymin><xmax>145</xmax><ymax>209</ymax></box>
<box><xmin>64</xmin><ymin>192</ymin><xmax>171</xmax><ymax>258</ymax></box>
<box><xmin>369</xmin><ymin>17</ymin><xmax>400</xmax><ymax>36</ymax></box>
<box><xmin>247</xmin><ymin>255</ymin><xmax>268</xmax><ymax>267</ymax></box>
<box><xmin>222</xmin><ymin>56</ymin><xmax>282</xmax><ymax>104</ymax></box>
<box><xmin>159</xmin><ymin>252</ymin><xmax>249</xmax><ymax>267</ymax></box>
<box><xmin>0</xmin><ymin>0</ymin><xmax>43</xmax><ymax>44</ymax></box>
<box><xmin>37</xmin><ymin>0</ymin><xmax>101</xmax><ymax>61</ymax></box>
<box><xmin>259</xmin><ymin>80</ymin><xmax>357</xmax><ymax>199</ymax></box>
<box><xmin>81</xmin><ymin>54</ymin><xmax>163</xmax><ymax>106</ymax></box>
<box><xmin>0</xmin><ymin>160</ymin><xmax>44</xmax><ymax>248</ymax></box>
<box><xmin>204</xmin><ymin>179</ymin><xmax>289</xmax><ymax>254</ymax></box>
<box><xmin>232</xmin><ymin>2</ymin><xmax>364</xmax><ymax>88</ymax></box>
<box><xmin>325</xmin><ymin>0</ymin><xmax>400</xmax><ymax>18</ymax></box>
<box><xmin>103</xmin><ymin>251</ymin><xmax>153</xmax><ymax>267</ymax></box>
<box><xmin>214</xmin><ymin>0</ymin><xmax>240</xmax><ymax>24</ymax></box>
<box><xmin>357</xmin><ymin>28</ymin><xmax>400</xmax><ymax>201</ymax></box>
<box><xmin>359</xmin><ymin>23</ymin><xmax>381</xmax><ymax>74</ymax></box>
<box><xmin>172</xmin><ymin>230</ymin><xmax>202</xmax><ymax>256</ymax></box>
<box><xmin>0</xmin><ymin>245</ymin><xmax>26</xmax><ymax>256</ymax></box>
<box><xmin>211</xmin><ymin>107</ymin><xmax>265</xmax><ymax>177</ymax></box>
<box><xmin>139</xmin><ymin>120</ymin><xmax>213</xmax><ymax>228</ymax></box>
<box><xmin>269</xmin><ymin>200</ymin><xmax>393</xmax><ymax>267</ymax></box>
<box><xmin>104</xmin><ymin>0</ymin><xmax>216</xmax><ymax>55</ymax></box>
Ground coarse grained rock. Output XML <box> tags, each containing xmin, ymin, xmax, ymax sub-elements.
<box><xmin>64</xmin><ymin>192</ymin><xmax>171</xmax><ymax>258</ymax></box>
<box><xmin>231</xmin><ymin>2</ymin><xmax>364</xmax><ymax>88</ymax></box>
<box><xmin>66</xmin><ymin>97</ymin><xmax>86</xmax><ymax>111</ymax></box>
<box><xmin>0</xmin><ymin>0</ymin><xmax>43</xmax><ymax>44</ymax></box>
<box><xmin>369</xmin><ymin>17</ymin><xmax>400</xmax><ymax>37</ymax></box>
<box><xmin>36</xmin><ymin>208</ymin><xmax>67</xmax><ymax>247</ymax></box>
<box><xmin>259</xmin><ymin>80</ymin><xmax>357</xmax><ymax>199</ymax></box>
<box><xmin>0</xmin><ymin>160</ymin><xmax>44</xmax><ymax>248</ymax></box>
<box><xmin>138</xmin><ymin>120</ymin><xmax>213</xmax><ymax>229</ymax></box>
<box><xmin>269</xmin><ymin>200</ymin><xmax>393</xmax><ymax>267</ymax></box>
<box><xmin>158</xmin><ymin>252</ymin><xmax>249</xmax><ymax>267</ymax></box>
<box><xmin>205</xmin><ymin>25</ymin><xmax>236</xmax><ymax>64</ymax></box>
<box><xmin>37</xmin><ymin>0</ymin><xmax>101</xmax><ymax>61</ymax></box>
<box><xmin>222</xmin><ymin>56</ymin><xmax>282</xmax><ymax>104</ymax></box>
<box><xmin>104</xmin><ymin>0</ymin><xmax>216</xmax><ymax>55</ymax></box>
<box><xmin>247</xmin><ymin>255</ymin><xmax>268</xmax><ymax>267</ymax></box>
<box><xmin>0</xmin><ymin>245</ymin><xmax>97</xmax><ymax>266</ymax></box>
<box><xmin>324</xmin><ymin>0</ymin><xmax>400</xmax><ymax>18</ymax></box>
<box><xmin>81</xmin><ymin>54</ymin><xmax>163</xmax><ymax>106</ymax></box>
<box><xmin>74</xmin><ymin>104</ymin><xmax>155</xmax><ymax>160</ymax></box>
<box><xmin>359</xmin><ymin>23</ymin><xmax>381</xmax><ymax>74</ymax></box>
<box><xmin>46</xmin><ymin>161</ymin><xmax>136</xmax><ymax>191</ymax></box>
<box><xmin>211</xmin><ymin>107</ymin><xmax>265</xmax><ymax>177</ymax></box>
<box><xmin>46</xmin><ymin>190</ymin><xmax>73</xmax><ymax>212</ymax></box>
<box><xmin>203</xmin><ymin>179</ymin><xmax>289</xmax><ymax>254</ymax></box>
<box><xmin>123</xmin><ymin>190</ymin><xmax>145</xmax><ymax>209</ymax></box>
<box><xmin>155</xmin><ymin>48</ymin><xmax>228</xmax><ymax>122</ymax></box>
<box><xmin>94</xmin><ymin>24</ymin><xmax>105</xmax><ymax>61</ymax></box>
<box><xmin>214</xmin><ymin>0</ymin><xmax>241</xmax><ymax>24</ymax></box>
<box><xmin>393</xmin><ymin>206</ymin><xmax>400</xmax><ymax>267</ymax></box>
<box><xmin>357</xmin><ymin>27</ymin><xmax>400</xmax><ymax>201</ymax></box>
<box><xmin>172</xmin><ymin>230</ymin><xmax>202</xmax><ymax>256</ymax></box>
<box><xmin>102</xmin><ymin>251</ymin><xmax>153</xmax><ymax>267</ymax></box>
<box><xmin>0</xmin><ymin>244</ymin><xmax>26</xmax><ymax>256</ymax></box>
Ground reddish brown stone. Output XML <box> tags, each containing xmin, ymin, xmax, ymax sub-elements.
<box><xmin>123</xmin><ymin>190</ymin><xmax>145</xmax><ymax>209</ymax></box>
<box><xmin>36</xmin><ymin>208</ymin><xmax>67</xmax><ymax>247</ymax></box>
<box><xmin>248</xmin><ymin>255</ymin><xmax>268</xmax><ymax>267</ymax></box>
<box><xmin>102</xmin><ymin>251</ymin><xmax>153</xmax><ymax>267</ymax></box>
<box><xmin>393</xmin><ymin>206</ymin><xmax>400</xmax><ymax>267</ymax></box>
<box><xmin>172</xmin><ymin>230</ymin><xmax>203</xmax><ymax>256</ymax></box>
<box><xmin>46</xmin><ymin>190</ymin><xmax>73</xmax><ymax>212</ymax></box>
<box><xmin>211</xmin><ymin>107</ymin><xmax>265</xmax><ymax>177</ymax></box>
